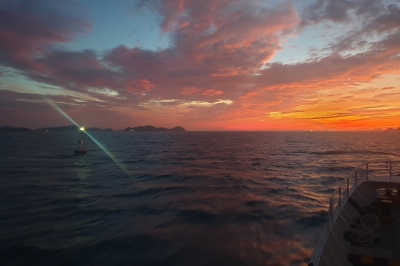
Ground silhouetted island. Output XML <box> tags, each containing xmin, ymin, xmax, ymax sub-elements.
<box><xmin>386</xmin><ymin>127</ymin><xmax>400</xmax><ymax>131</ymax></box>
<box><xmin>36</xmin><ymin>125</ymin><xmax>113</xmax><ymax>132</ymax></box>
<box><xmin>0</xmin><ymin>125</ymin><xmax>32</xmax><ymax>132</ymax></box>
<box><xmin>0</xmin><ymin>125</ymin><xmax>186</xmax><ymax>132</ymax></box>
<box><xmin>85</xmin><ymin>127</ymin><xmax>114</xmax><ymax>132</ymax></box>
<box><xmin>123</xmin><ymin>125</ymin><xmax>185</xmax><ymax>132</ymax></box>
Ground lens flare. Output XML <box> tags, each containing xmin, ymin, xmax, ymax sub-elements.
<box><xmin>84</xmin><ymin>131</ymin><xmax>130</xmax><ymax>175</ymax></box>
<box><xmin>42</xmin><ymin>96</ymin><xmax>130</xmax><ymax>176</ymax></box>
<box><xmin>44</xmin><ymin>98</ymin><xmax>80</xmax><ymax>127</ymax></box>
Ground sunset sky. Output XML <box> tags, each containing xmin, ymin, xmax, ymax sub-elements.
<box><xmin>1</xmin><ymin>0</ymin><xmax>400</xmax><ymax>130</ymax></box>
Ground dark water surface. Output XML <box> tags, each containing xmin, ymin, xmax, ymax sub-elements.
<box><xmin>1</xmin><ymin>131</ymin><xmax>400</xmax><ymax>266</ymax></box>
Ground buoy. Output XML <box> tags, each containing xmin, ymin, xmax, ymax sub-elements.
<box><xmin>74</xmin><ymin>127</ymin><xmax>87</xmax><ymax>154</ymax></box>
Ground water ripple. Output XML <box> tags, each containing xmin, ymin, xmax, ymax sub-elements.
<box><xmin>1</xmin><ymin>131</ymin><xmax>400</xmax><ymax>265</ymax></box>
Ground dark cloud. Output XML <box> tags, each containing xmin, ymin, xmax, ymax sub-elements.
<box><xmin>304</xmin><ymin>0</ymin><xmax>357</xmax><ymax>23</ymax></box>
<box><xmin>299</xmin><ymin>0</ymin><xmax>400</xmax><ymax>54</ymax></box>
<box><xmin>301</xmin><ymin>0</ymin><xmax>384</xmax><ymax>25</ymax></box>
<box><xmin>0</xmin><ymin>89</ymin><xmax>137</xmax><ymax>129</ymax></box>
<box><xmin>29</xmin><ymin>49</ymin><xmax>121</xmax><ymax>92</ymax></box>
<box><xmin>0</xmin><ymin>0</ymin><xmax>90</xmax><ymax>70</ymax></box>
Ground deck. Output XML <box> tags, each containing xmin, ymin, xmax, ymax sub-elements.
<box><xmin>346</xmin><ymin>188</ymin><xmax>400</xmax><ymax>266</ymax></box>
<box><xmin>309</xmin><ymin>162</ymin><xmax>400</xmax><ymax>266</ymax></box>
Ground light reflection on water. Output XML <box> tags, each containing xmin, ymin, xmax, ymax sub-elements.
<box><xmin>1</xmin><ymin>131</ymin><xmax>400</xmax><ymax>265</ymax></box>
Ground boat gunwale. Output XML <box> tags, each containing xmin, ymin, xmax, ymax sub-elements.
<box><xmin>309</xmin><ymin>161</ymin><xmax>400</xmax><ymax>266</ymax></box>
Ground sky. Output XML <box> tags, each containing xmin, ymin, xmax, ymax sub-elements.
<box><xmin>1</xmin><ymin>0</ymin><xmax>400</xmax><ymax>131</ymax></box>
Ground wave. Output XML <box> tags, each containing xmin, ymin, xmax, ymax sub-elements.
<box><xmin>312</xmin><ymin>150</ymin><xmax>396</xmax><ymax>156</ymax></box>
<box><xmin>321</xmin><ymin>166</ymin><xmax>357</xmax><ymax>172</ymax></box>
<box><xmin>177</xmin><ymin>209</ymin><xmax>216</xmax><ymax>224</ymax></box>
<box><xmin>111</xmin><ymin>186</ymin><xmax>185</xmax><ymax>198</ymax></box>
<box><xmin>235</xmin><ymin>210</ymin><xmax>274</xmax><ymax>222</ymax></box>
<box><xmin>3</xmin><ymin>131</ymin><xmax>400</xmax><ymax>265</ymax></box>
<box><xmin>295</xmin><ymin>210</ymin><xmax>328</xmax><ymax>228</ymax></box>
<box><xmin>0</xmin><ymin>234</ymin><xmax>170</xmax><ymax>266</ymax></box>
<box><xmin>245</xmin><ymin>200</ymin><xmax>264</xmax><ymax>207</ymax></box>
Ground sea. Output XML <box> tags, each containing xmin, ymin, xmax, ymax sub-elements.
<box><xmin>1</xmin><ymin>131</ymin><xmax>400</xmax><ymax>266</ymax></box>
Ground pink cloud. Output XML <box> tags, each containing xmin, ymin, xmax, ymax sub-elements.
<box><xmin>1</xmin><ymin>0</ymin><xmax>301</xmax><ymax>106</ymax></box>
<box><xmin>202</xmin><ymin>89</ymin><xmax>224</xmax><ymax>96</ymax></box>
<box><xmin>127</xmin><ymin>79</ymin><xmax>154</xmax><ymax>94</ymax></box>
<box><xmin>210</xmin><ymin>67</ymin><xmax>241</xmax><ymax>77</ymax></box>
<box><xmin>181</xmin><ymin>87</ymin><xmax>199</xmax><ymax>95</ymax></box>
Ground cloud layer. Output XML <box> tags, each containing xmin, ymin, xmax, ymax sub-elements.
<box><xmin>1</xmin><ymin>0</ymin><xmax>400</xmax><ymax>130</ymax></box>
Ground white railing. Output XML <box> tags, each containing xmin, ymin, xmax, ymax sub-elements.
<box><xmin>326</xmin><ymin>161</ymin><xmax>400</xmax><ymax>229</ymax></box>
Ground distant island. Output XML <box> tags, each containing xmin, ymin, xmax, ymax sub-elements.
<box><xmin>0</xmin><ymin>125</ymin><xmax>112</xmax><ymax>132</ymax></box>
<box><xmin>35</xmin><ymin>125</ymin><xmax>113</xmax><ymax>132</ymax></box>
<box><xmin>385</xmin><ymin>127</ymin><xmax>400</xmax><ymax>131</ymax></box>
<box><xmin>0</xmin><ymin>125</ymin><xmax>32</xmax><ymax>132</ymax></box>
<box><xmin>0</xmin><ymin>125</ymin><xmax>185</xmax><ymax>132</ymax></box>
<box><xmin>123</xmin><ymin>125</ymin><xmax>185</xmax><ymax>132</ymax></box>
<box><xmin>3</xmin><ymin>124</ymin><xmax>398</xmax><ymax>132</ymax></box>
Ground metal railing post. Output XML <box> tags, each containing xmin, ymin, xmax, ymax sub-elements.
<box><xmin>324</xmin><ymin>161</ymin><xmax>400</xmax><ymax>233</ymax></box>
<box><xmin>327</xmin><ymin>201</ymin><xmax>330</xmax><ymax>229</ymax></box>
<box><xmin>355</xmin><ymin>169</ymin><xmax>358</xmax><ymax>187</ymax></box>
<box><xmin>327</xmin><ymin>198</ymin><xmax>332</xmax><ymax>229</ymax></box>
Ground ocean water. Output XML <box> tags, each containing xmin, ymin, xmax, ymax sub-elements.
<box><xmin>1</xmin><ymin>131</ymin><xmax>400</xmax><ymax>266</ymax></box>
